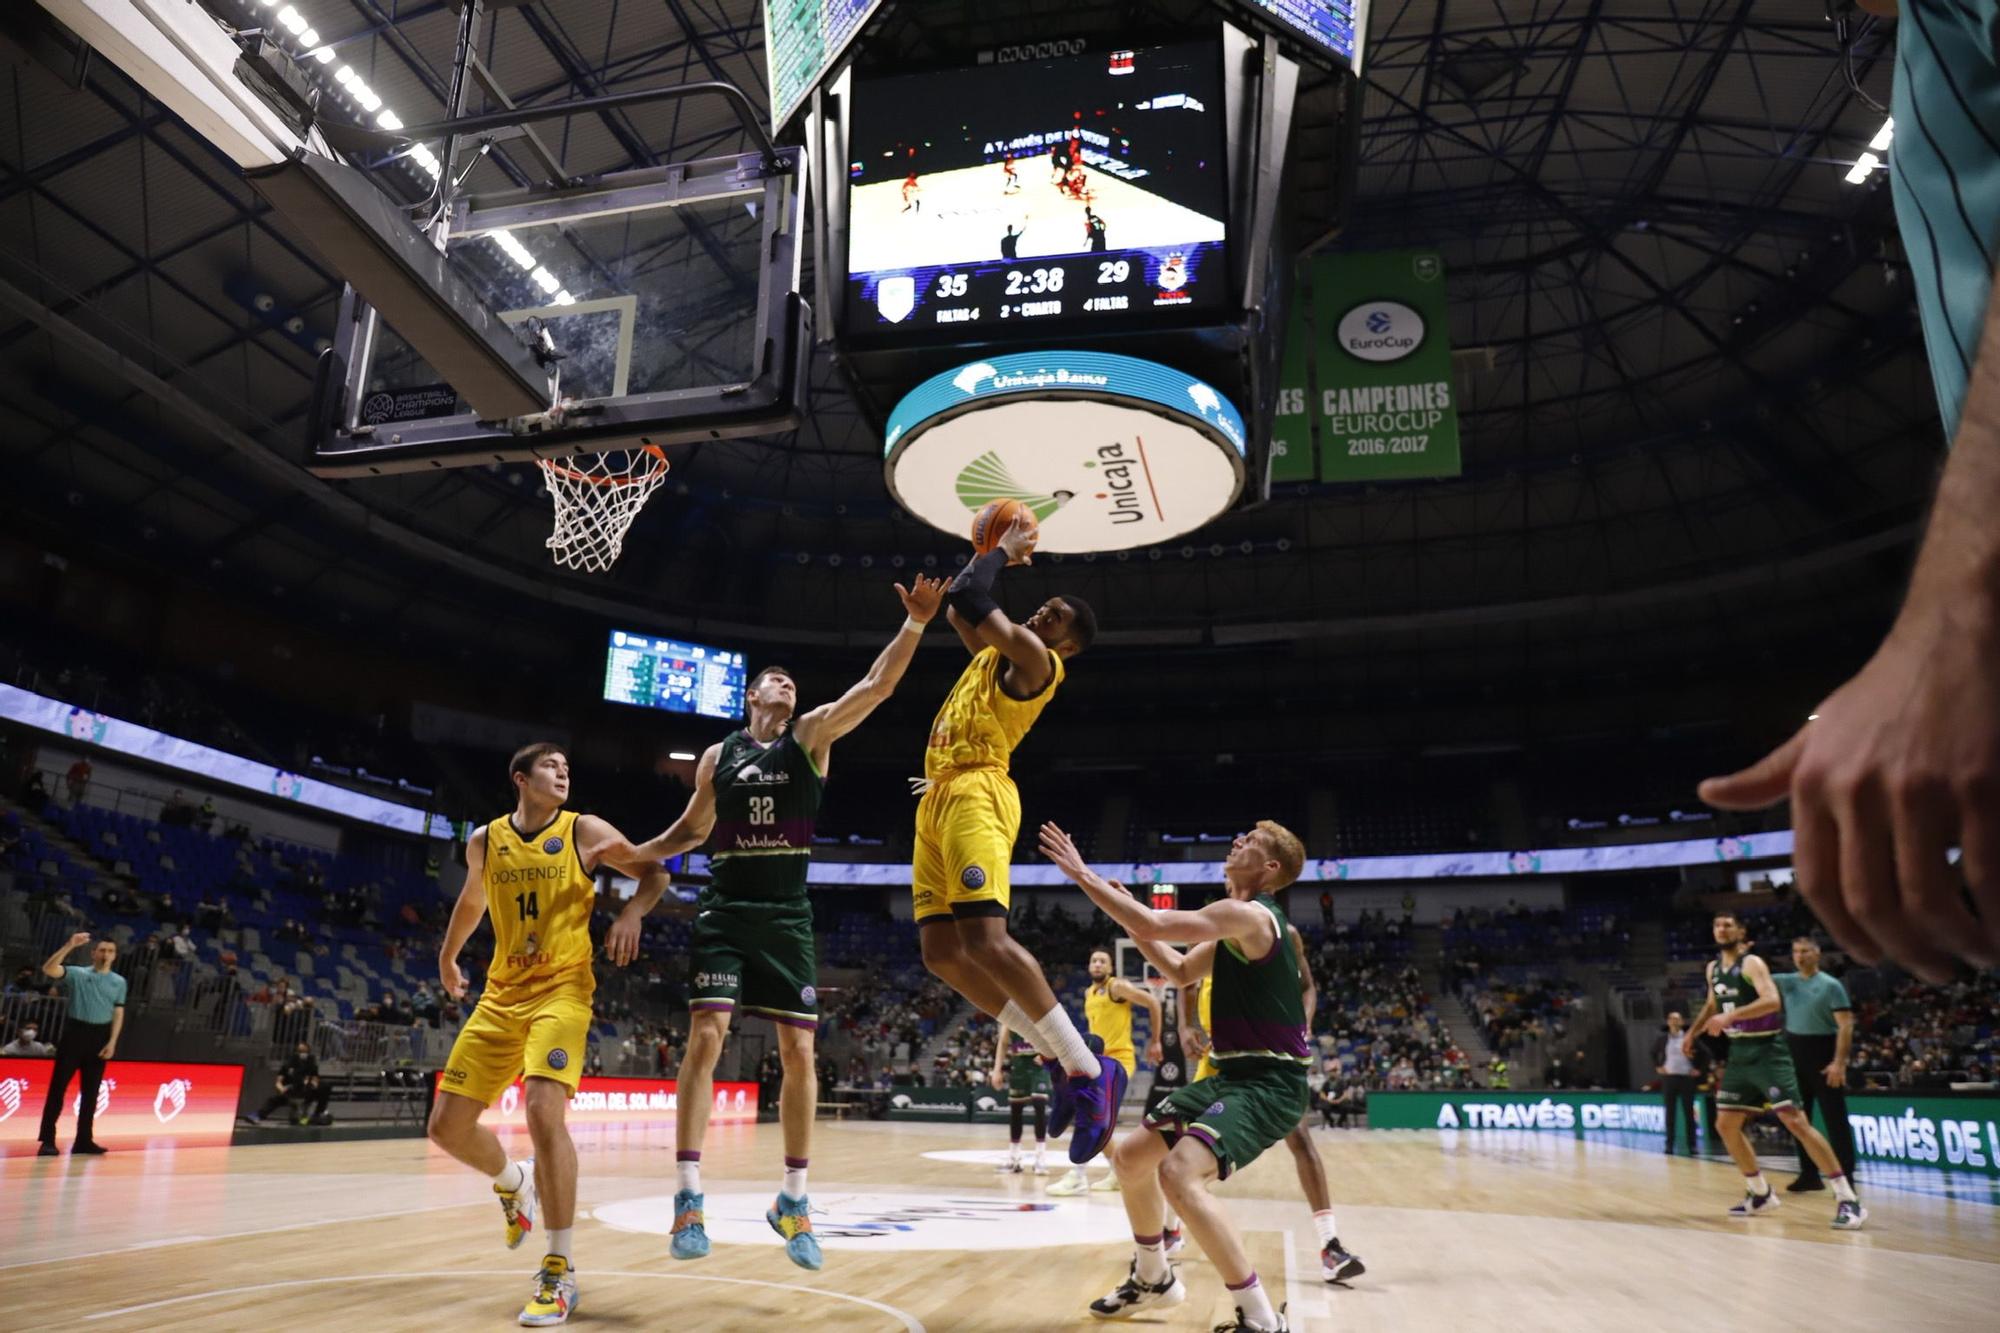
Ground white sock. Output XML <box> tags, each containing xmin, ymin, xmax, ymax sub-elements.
<box><xmin>544</xmin><ymin>1227</ymin><xmax>572</xmax><ymax>1260</ymax></box>
<box><xmin>1745</xmin><ymin>1172</ymin><xmax>1770</xmax><ymax>1197</ymax></box>
<box><xmin>494</xmin><ymin>1160</ymin><xmax>527</xmax><ymax>1193</ymax></box>
<box><xmin>1231</xmin><ymin>1273</ymin><xmax>1278</xmax><ymax>1330</ymax></box>
<box><xmin>1034</xmin><ymin>1004</ymin><xmax>1102</xmax><ymax>1078</ymax></box>
<box><xmin>1830</xmin><ymin>1174</ymin><xmax>1857</xmax><ymax>1203</ymax></box>
<box><xmin>677</xmin><ymin>1157</ymin><xmax>702</xmax><ymax>1194</ymax></box>
<box><xmin>1312</xmin><ymin>1208</ymin><xmax>1338</xmax><ymax>1245</ymax></box>
<box><xmin>782</xmin><ymin>1159</ymin><xmax>808</xmax><ymax>1201</ymax></box>
<box><xmin>1002</xmin><ymin>1001</ymin><xmax>1059</xmax><ymax>1059</ymax></box>
<box><xmin>1134</xmin><ymin>1235</ymin><xmax>1171</xmax><ymax>1283</ymax></box>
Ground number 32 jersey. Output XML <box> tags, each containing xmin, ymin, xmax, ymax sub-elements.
<box><xmin>483</xmin><ymin>809</ymin><xmax>596</xmax><ymax>997</ymax></box>
<box><xmin>705</xmin><ymin>729</ymin><xmax>825</xmax><ymax>906</ymax></box>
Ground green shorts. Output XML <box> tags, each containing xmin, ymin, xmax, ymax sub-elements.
<box><xmin>1142</xmin><ymin>1062</ymin><xmax>1307</xmax><ymax>1180</ymax></box>
<box><xmin>1717</xmin><ymin>1036</ymin><xmax>1801</xmax><ymax>1112</ymax></box>
<box><xmin>688</xmin><ymin>898</ymin><xmax>818</xmax><ymax>1029</ymax></box>
<box><xmin>1007</xmin><ymin>1055</ymin><xmax>1050</xmax><ymax>1100</ymax></box>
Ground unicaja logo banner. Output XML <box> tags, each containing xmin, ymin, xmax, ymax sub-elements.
<box><xmin>885</xmin><ymin>351</ymin><xmax>1246</xmax><ymax>554</ymax></box>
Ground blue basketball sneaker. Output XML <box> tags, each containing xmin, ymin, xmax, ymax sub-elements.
<box><xmin>669</xmin><ymin>1189</ymin><xmax>710</xmax><ymax>1260</ymax></box>
<box><xmin>766</xmin><ymin>1192</ymin><xmax>822</xmax><ymax>1270</ymax></box>
<box><xmin>1044</xmin><ymin>1057</ymin><xmax>1078</xmax><ymax>1137</ymax></box>
<box><xmin>1067</xmin><ymin>1056</ymin><xmax>1129</xmax><ymax>1163</ymax></box>
<box><xmin>1046</xmin><ymin>1034</ymin><xmax>1103</xmax><ymax>1139</ymax></box>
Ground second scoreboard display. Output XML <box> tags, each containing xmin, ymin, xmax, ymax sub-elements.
<box><xmin>845</xmin><ymin>40</ymin><xmax>1229</xmax><ymax>336</ymax></box>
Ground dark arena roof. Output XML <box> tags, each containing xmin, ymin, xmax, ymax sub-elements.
<box><xmin>0</xmin><ymin>2</ymin><xmax>1920</xmax><ymax>792</ymax></box>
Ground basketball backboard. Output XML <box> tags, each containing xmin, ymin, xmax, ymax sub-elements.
<box><xmin>307</xmin><ymin>144</ymin><xmax>810</xmax><ymax>477</ymax></box>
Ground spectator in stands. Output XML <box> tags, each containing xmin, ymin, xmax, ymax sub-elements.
<box><xmin>412</xmin><ymin>983</ymin><xmax>440</xmax><ymax>1027</ymax></box>
<box><xmin>167</xmin><ymin>924</ymin><xmax>195</xmax><ymax>966</ymax></box>
<box><xmin>197</xmin><ymin>795</ymin><xmax>217</xmax><ymax>833</ymax></box>
<box><xmin>64</xmin><ymin>757</ymin><xmax>90</xmax><ymax>805</ymax></box>
<box><xmin>160</xmin><ymin>789</ymin><xmax>194</xmax><ymax>826</ymax></box>
<box><xmin>1319</xmin><ymin>890</ymin><xmax>1334</xmax><ymax>928</ymax></box>
<box><xmin>249</xmin><ymin>1041</ymin><xmax>331</xmax><ymax>1125</ymax></box>
<box><xmin>2</xmin><ymin>1023</ymin><xmax>52</xmax><ymax>1057</ymax></box>
<box><xmin>21</xmin><ymin>769</ymin><xmax>48</xmax><ymax>805</ymax></box>
<box><xmin>7</xmin><ymin>966</ymin><xmax>50</xmax><ymax>996</ymax></box>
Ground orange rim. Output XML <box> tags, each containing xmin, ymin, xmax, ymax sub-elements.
<box><xmin>538</xmin><ymin>444</ymin><xmax>670</xmax><ymax>487</ymax></box>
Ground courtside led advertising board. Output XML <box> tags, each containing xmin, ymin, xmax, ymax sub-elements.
<box><xmin>0</xmin><ymin>1060</ymin><xmax>244</xmax><ymax>1152</ymax></box>
<box><xmin>884</xmin><ymin>351</ymin><xmax>1245</xmax><ymax>554</ymax></box>
<box><xmin>451</xmin><ymin>1075</ymin><xmax>760</xmax><ymax>1128</ymax></box>
<box><xmin>847</xmin><ymin>41</ymin><xmax>1228</xmax><ymax>336</ymax></box>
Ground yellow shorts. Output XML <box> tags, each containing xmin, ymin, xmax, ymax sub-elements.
<box><xmin>913</xmin><ymin>767</ymin><xmax>1019</xmax><ymax>923</ymax></box>
<box><xmin>440</xmin><ymin>979</ymin><xmax>593</xmax><ymax>1105</ymax></box>
<box><xmin>1104</xmin><ymin>1046</ymin><xmax>1137</xmax><ymax>1078</ymax></box>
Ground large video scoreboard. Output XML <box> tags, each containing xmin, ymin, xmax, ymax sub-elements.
<box><xmin>765</xmin><ymin>0</ymin><xmax>886</xmax><ymax>129</ymax></box>
<box><xmin>844</xmin><ymin>41</ymin><xmax>1229</xmax><ymax>337</ymax></box>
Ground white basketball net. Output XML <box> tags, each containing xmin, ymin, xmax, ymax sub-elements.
<box><xmin>537</xmin><ymin>446</ymin><xmax>671</xmax><ymax>573</ymax></box>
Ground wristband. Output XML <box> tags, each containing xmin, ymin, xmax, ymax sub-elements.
<box><xmin>902</xmin><ymin>616</ymin><xmax>926</xmax><ymax>635</ymax></box>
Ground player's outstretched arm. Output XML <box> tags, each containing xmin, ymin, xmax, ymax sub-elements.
<box><xmin>946</xmin><ymin>521</ymin><xmax>1055</xmax><ymax>693</ymax></box>
<box><xmin>1038</xmin><ymin>821</ymin><xmax>1272</xmax><ymax>953</ymax></box>
<box><xmin>439</xmin><ymin>827</ymin><xmax>491</xmax><ymax>999</ymax></box>
<box><xmin>625</xmin><ymin>745</ymin><xmax>723</xmax><ymax>863</ymax></box>
<box><xmin>794</xmin><ymin>576</ymin><xmax>947</xmax><ymax>768</ymax></box>
<box><xmin>575</xmin><ymin>814</ymin><xmax>676</xmax><ymax>967</ymax></box>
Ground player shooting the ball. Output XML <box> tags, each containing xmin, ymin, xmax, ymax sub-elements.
<box><xmin>911</xmin><ymin>512</ymin><xmax>1122</xmax><ymax>1163</ymax></box>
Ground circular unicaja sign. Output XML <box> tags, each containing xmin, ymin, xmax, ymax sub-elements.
<box><xmin>1336</xmin><ymin>300</ymin><xmax>1426</xmax><ymax>363</ymax></box>
<box><xmin>884</xmin><ymin>351</ymin><xmax>1246</xmax><ymax>554</ymax></box>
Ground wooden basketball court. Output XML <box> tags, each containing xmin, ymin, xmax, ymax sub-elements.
<box><xmin>6</xmin><ymin>1118</ymin><xmax>1996</xmax><ymax>1330</ymax></box>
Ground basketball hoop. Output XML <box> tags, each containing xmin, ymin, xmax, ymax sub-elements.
<box><xmin>537</xmin><ymin>445</ymin><xmax>670</xmax><ymax>573</ymax></box>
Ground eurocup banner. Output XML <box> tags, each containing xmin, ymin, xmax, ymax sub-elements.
<box><xmin>1367</xmin><ymin>1090</ymin><xmax>2000</xmax><ymax>1180</ymax></box>
<box><xmin>1270</xmin><ymin>249</ymin><xmax>1461</xmax><ymax>483</ymax></box>
<box><xmin>0</xmin><ymin>1059</ymin><xmax>243</xmax><ymax>1151</ymax></box>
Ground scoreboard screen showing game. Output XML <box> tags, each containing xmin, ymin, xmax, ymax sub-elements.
<box><xmin>1236</xmin><ymin>2</ymin><xmax>1369</xmax><ymax>73</ymax></box>
<box><xmin>846</xmin><ymin>41</ymin><xmax>1229</xmax><ymax>336</ymax></box>
<box><xmin>602</xmin><ymin>631</ymin><xmax>747</xmax><ymax>720</ymax></box>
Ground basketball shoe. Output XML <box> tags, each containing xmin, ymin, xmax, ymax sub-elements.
<box><xmin>1045</xmin><ymin>1057</ymin><xmax>1078</xmax><ymax>1137</ymax></box>
<box><xmin>669</xmin><ymin>1189</ymin><xmax>710</xmax><ymax>1259</ymax></box>
<box><xmin>767</xmin><ymin>1192</ymin><xmax>823</xmax><ymax>1270</ymax></box>
<box><xmin>1728</xmin><ymin>1190</ymin><xmax>1780</xmax><ymax>1218</ymax></box>
<box><xmin>1832</xmin><ymin>1199</ymin><xmax>1868</xmax><ymax>1231</ymax></box>
<box><xmin>518</xmin><ymin>1256</ymin><xmax>578</xmax><ymax>1327</ymax></box>
<box><xmin>1212</xmin><ymin>1303</ymin><xmax>1288</xmax><ymax>1331</ymax></box>
<box><xmin>1321</xmin><ymin>1239</ymin><xmax>1365</xmax><ymax>1282</ymax></box>
<box><xmin>1090</xmin><ymin>1171</ymin><xmax>1121</xmax><ymax>1192</ymax></box>
<box><xmin>497</xmin><ymin>1159</ymin><xmax>536</xmax><ymax>1250</ymax></box>
<box><xmin>1046</xmin><ymin>1167</ymin><xmax>1092</xmax><ymax>1196</ymax></box>
<box><xmin>1088</xmin><ymin>1260</ymin><xmax>1186</xmax><ymax>1319</ymax></box>
<box><xmin>1068</xmin><ymin>1057</ymin><xmax>1128</xmax><ymax>1163</ymax></box>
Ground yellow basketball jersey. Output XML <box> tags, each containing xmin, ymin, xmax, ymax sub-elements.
<box><xmin>1198</xmin><ymin>977</ymin><xmax>1212</xmax><ymax>1030</ymax></box>
<box><xmin>1085</xmin><ymin>981</ymin><xmax>1135</xmax><ymax>1064</ymax></box>
<box><xmin>483</xmin><ymin>809</ymin><xmax>596</xmax><ymax>995</ymax></box>
<box><xmin>924</xmin><ymin>647</ymin><xmax>1065</xmax><ymax>779</ymax></box>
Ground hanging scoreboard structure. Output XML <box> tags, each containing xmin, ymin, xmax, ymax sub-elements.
<box><xmin>810</xmin><ymin>15</ymin><xmax>1349</xmax><ymax>551</ymax></box>
<box><xmin>765</xmin><ymin>0</ymin><xmax>888</xmax><ymax>131</ymax></box>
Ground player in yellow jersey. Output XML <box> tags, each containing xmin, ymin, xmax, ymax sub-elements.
<box><xmin>1181</xmin><ymin>922</ymin><xmax>1365</xmax><ymax>1283</ymax></box>
<box><xmin>1049</xmin><ymin>946</ymin><xmax>1162</xmax><ymax>1194</ymax></box>
<box><xmin>428</xmin><ymin>743</ymin><xmax>668</xmax><ymax>1327</ymax></box>
<box><xmin>914</xmin><ymin>519</ymin><xmax>1123</xmax><ymax>1162</ymax></box>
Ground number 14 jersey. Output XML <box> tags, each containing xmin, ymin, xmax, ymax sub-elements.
<box><xmin>484</xmin><ymin>809</ymin><xmax>596</xmax><ymax>996</ymax></box>
<box><xmin>705</xmin><ymin>728</ymin><xmax>824</xmax><ymax>905</ymax></box>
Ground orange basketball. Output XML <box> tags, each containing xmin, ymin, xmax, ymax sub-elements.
<box><xmin>971</xmin><ymin>499</ymin><xmax>1036</xmax><ymax>554</ymax></box>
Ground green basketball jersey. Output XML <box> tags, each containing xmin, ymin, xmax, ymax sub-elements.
<box><xmin>1709</xmin><ymin>953</ymin><xmax>1782</xmax><ymax>1039</ymax></box>
<box><xmin>703</xmin><ymin>728</ymin><xmax>824</xmax><ymax>904</ymax></box>
<box><xmin>1207</xmin><ymin>894</ymin><xmax>1311</xmax><ymax>1074</ymax></box>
